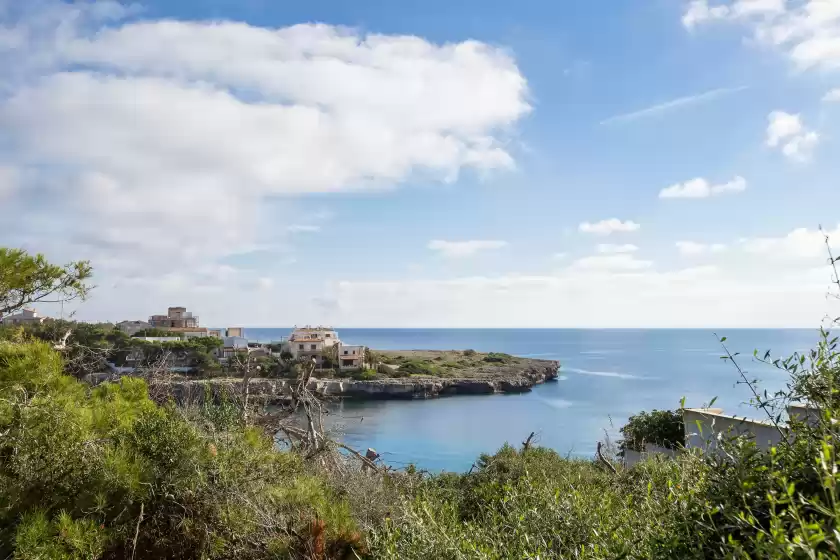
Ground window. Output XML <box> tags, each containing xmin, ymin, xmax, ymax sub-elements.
<box><xmin>326</xmin><ymin>334</ymin><xmax>331</xmax><ymax>338</ymax></box>
<box><xmin>311</xmin><ymin>344</ymin><xmax>317</xmax><ymax>350</ymax></box>
<box><xmin>298</xmin><ymin>344</ymin><xmax>304</xmax><ymax>350</ymax></box>
<box><xmin>352</xmin><ymin>350</ymin><xmax>356</xmax><ymax>355</ymax></box>
<box><xmin>343</xmin><ymin>350</ymin><xmax>349</xmax><ymax>355</ymax></box>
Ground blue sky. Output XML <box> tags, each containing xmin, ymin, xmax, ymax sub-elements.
<box><xmin>1</xmin><ymin>0</ymin><xmax>839</xmax><ymax>327</ymax></box>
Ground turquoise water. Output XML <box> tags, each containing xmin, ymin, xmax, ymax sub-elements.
<box><xmin>246</xmin><ymin>328</ymin><xmax>822</xmax><ymax>472</ymax></box>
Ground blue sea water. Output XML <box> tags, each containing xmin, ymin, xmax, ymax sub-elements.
<box><xmin>244</xmin><ymin>328</ymin><xmax>821</xmax><ymax>472</ymax></box>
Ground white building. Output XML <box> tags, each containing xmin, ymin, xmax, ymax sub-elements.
<box><xmin>217</xmin><ymin>336</ymin><xmax>249</xmax><ymax>362</ymax></box>
<box><xmin>288</xmin><ymin>327</ymin><xmax>338</xmax><ymax>366</ymax></box>
<box><xmin>338</xmin><ymin>344</ymin><xmax>366</xmax><ymax>370</ymax></box>
<box><xmin>683</xmin><ymin>408</ymin><xmax>785</xmax><ymax>453</ymax></box>
<box><xmin>285</xmin><ymin>327</ymin><xmax>367</xmax><ymax>370</ymax></box>
<box><xmin>1</xmin><ymin>309</ymin><xmax>47</xmax><ymax>326</ymax></box>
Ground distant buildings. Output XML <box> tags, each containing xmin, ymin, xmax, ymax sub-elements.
<box><xmin>149</xmin><ymin>306</ymin><xmax>199</xmax><ymax>329</ymax></box>
<box><xmin>286</xmin><ymin>326</ymin><xmax>366</xmax><ymax>370</ymax></box>
<box><xmin>339</xmin><ymin>344</ymin><xmax>366</xmax><ymax>370</ymax></box>
<box><xmin>1</xmin><ymin>309</ymin><xmax>47</xmax><ymax>326</ymax></box>
<box><xmin>119</xmin><ymin>306</ymin><xmax>233</xmax><ymax>339</ymax></box>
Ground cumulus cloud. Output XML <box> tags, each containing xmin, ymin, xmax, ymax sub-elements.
<box><xmin>659</xmin><ymin>176</ymin><xmax>746</xmax><ymax>199</ymax></box>
<box><xmin>676</xmin><ymin>241</ymin><xmax>728</xmax><ymax>255</ymax></box>
<box><xmin>683</xmin><ymin>0</ymin><xmax>840</xmax><ymax>71</ymax></box>
<box><xmin>740</xmin><ymin>225</ymin><xmax>840</xmax><ymax>261</ymax></box>
<box><xmin>766</xmin><ymin>111</ymin><xmax>819</xmax><ymax>161</ymax></box>
<box><xmin>428</xmin><ymin>240</ymin><xmax>509</xmax><ymax>258</ymax></box>
<box><xmin>579</xmin><ymin>219</ymin><xmax>641</xmax><ymax>235</ymax></box>
<box><xmin>823</xmin><ymin>88</ymin><xmax>840</xmax><ymax>101</ymax></box>
<box><xmin>0</xmin><ymin>1</ymin><xmax>530</xmax><ymax>289</ymax></box>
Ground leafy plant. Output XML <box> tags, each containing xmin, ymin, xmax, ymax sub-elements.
<box><xmin>619</xmin><ymin>409</ymin><xmax>684</xmax><ymax>451</ymax></box>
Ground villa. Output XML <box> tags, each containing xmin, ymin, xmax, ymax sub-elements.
<box><xmin>1</xmin><ymin>308</ymin><xmax>47</xmax><ymax>326</ymax></box>
<box><xmin>287</xmin><ymin>326</ymin><xmax>366</xmax><ymax>371</ymax></box>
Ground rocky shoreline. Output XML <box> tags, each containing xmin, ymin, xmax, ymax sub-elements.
<box><xmin>101</xmin><ymin>357</ymin><xmax>558</xmax><ymax>403</ymax></box>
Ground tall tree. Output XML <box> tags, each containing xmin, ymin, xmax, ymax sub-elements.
<box><xmin>0</xmin><ymin>248</ymin><xmax>92</xmax><ymax>316</ymax></box>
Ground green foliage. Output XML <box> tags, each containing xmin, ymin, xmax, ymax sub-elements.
<box><xmin>351</xmin><ymin>369</ymin><xmax>379</xmax><ymax>381</ymax></box>
<box><xmin>131</xmin><ymin>328</ymin><xmax>177</xmax><ymax>338</ymax></box>
<box><xmin>396</xmin><ymin>360</ymin><xmax>438</xmax><ymax>376</ymax></box>
<box><xmin>462</xmin><ymin>349</ymin><xmax>477</xmax><ymax>356</ymax></box>
<box><xmin>0</xmin><ymin>340</ymin><xmax>362</xmax><ymax>559</ymax></box>
<box><xmin>370</xmin><ymin>445</ymin><xmax>709</xmax><ymax>559</ymax></box>
<box><xmin>482</xmin><ymin>352</ymin><xmax>512</xmax><ymax>363</ymax></box>
<box><xmin>0</xmin><ymin>248</ymin><xmax>92</xmax><ymax>316</ymax></box>
<box><xmin>619</xmin><ymin>409</ymin><xmax>685</xmax><ymax>451</ymax></box>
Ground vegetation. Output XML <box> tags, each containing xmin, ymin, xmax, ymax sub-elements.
<box><xmin>0</xmin><ymin>248</ymin><xmax>92</xmax><ymax>316</ymax></box>
<box><xmin>4</xmin><ymin>244</ymin><xmax>840</xmax><ymax>558</ymax></box>
<box><xmin>619</xmin><ymin>409</ymin><xmax>685</xmax><ymax>452</ymax></box>
<box><xmin>0</xmin><ymin>340</ymin><xmax>363</xmax><ymax>559</ymax></box>
<box><xmin>351</xmin><ymin>369</ymin><xmax>380</xmax><ymax>381</ymax></box>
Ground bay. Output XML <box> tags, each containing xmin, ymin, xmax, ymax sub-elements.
<box><xmin>244</xmin><ymin>328</ymin><xmax>821</xmax><ymax>472</ymax></box>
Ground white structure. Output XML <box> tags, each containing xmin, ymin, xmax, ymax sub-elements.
<box><xmin>217</xmin><ymin>336</ymin><xmax>249</xmax><ymax>361</ymax></box>
<box><xmin>135</xmin><ymin>337</ymin><xmax>182</xmax><ymax>343</ymax></box>
<box><xmin>1</xmin><ymin>308</ymin><xmax>46</xmax><ymax>326</ymax></box>
<box><xmin>116</xmin><ymin>320</ymin><xmax>151</xmax><ymax>335</ymax></box>
<box><xmin>288</xmin><ymin>327</ymin><xmax>339</xmax><ymax>366</ymax></box>
<box><xmin>286</xmin><ymin>327</ymin><xmax>366</xmax><ymax>370</ymax></box>
<box><xmin>339</xmin><ymin>344</ymin><xmax>366</xmax><ymax>370</ymax></box>
<box><xmin>683</xmin><ymin>408</ymin><xmax>785</xmax><ymax>453</ymax></box>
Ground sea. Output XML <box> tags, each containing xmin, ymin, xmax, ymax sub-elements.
<box><xmin>242</xmin><ymin>328</ymin><xmax>822</xmax><ymax>473</ymax></box>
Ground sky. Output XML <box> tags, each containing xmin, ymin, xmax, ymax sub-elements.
<box><xmin>1</xmin><ymin>0</ymin><xmax>840</xmax><ymax>328</ymax></box>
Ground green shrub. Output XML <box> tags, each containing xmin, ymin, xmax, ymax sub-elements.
<box><xmin>351</xmin><ymin>369</ymin><xmax>379</xmax><ymax>381</ymax></box>
<box><xmin>619</xmin><ymin>409</ymin><xmax>684</xmax><ymax>451</ymax></box>
<box><xmin>0</xmin><ymin>340</ymin><xmax>363</xmax><ymax>559</ymax></box>
<box><xmin>397</xmin><ymin>360</ymin><xmax>437</xmax><ymax>376</ymax></box>
<box><xmin>482</xmin><ymin>352</ymin><xmax>512</xmax><ymax>363</ymax></box>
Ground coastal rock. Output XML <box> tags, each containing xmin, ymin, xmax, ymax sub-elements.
<box><xmin>90</xmin><ymin>360</ymin><xmax>559</xmax><ymax>402</ymax></box>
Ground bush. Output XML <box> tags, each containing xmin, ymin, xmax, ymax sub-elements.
<box><xmin>369</xmin><ymin>444</ymin><xmax>709</xmax><ymax>559</ymax></box>
<box><xmin>351</xmin><ymin>369</ymin><xmax>379</xmax><ymax>381</ymax></box>
<box><xmin>619</xmin><ymin>409</ymin><xmax>684</xmax><ymax>452</ymax></box>
<box><xmin>482</xmin><ymin>352</ymin><xmax>512</xmax><ymax>363</ymax></box>
<box><xmin>463</xmin><ymin>349</ymin><xmax>477</xmax><ymax>357</ymax></box>
<box><xmin>0</xmin><ymin>340</ymin><xmax>363</xmax><ymax>559</ymax></box>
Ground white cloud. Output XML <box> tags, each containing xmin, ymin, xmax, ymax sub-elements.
<box><xmin>683</xmin><ymin>0</ymin><xmax>731</xmax><ymax>29</ymax></box>
<box><xmin>579</xmin><ymin>219</ymin><xmax>641</xmax><ymax>235</ymax></box>
<box><xmin>659</xmin><ymin>176</ymin><xmax>746</xmax><ymax>199</ymax></box>
<box><xmin>427</xmin><ymin>239</ymin><xmax>509</xmax><ymax>258</ymax></box>
<box><xmin>323</xmin><ymin>259</ymin><xmax>836</xmax><ymax>327</ymax></box>
<box><xmin>569</xmin><ymin>254</ymin><xmax>653</xmax><ymax>271</ymax></box>
<box><xmin>740</xmin><ymin>225</ymin><xmax>840</xmax><ymax>261</ymax></box>
<box><xmin>551</xmin><ymin>252</ymin><xmax>568</xmax><ymax>260</ymax></box>
<box><xmin>683</xmin><ymin>0</ymin><xmax>840</xmax><ymax>71</ymax></box>
<box><xmin>766</xmin><ymin>111</ymin><xmax>819</xmax><ymax>161</ymax></box>
<box><xmin>823</xmin><ymin>88</ymin><xmax>840</xmax><ymax>101</ymax></box>
<box><xmin>596</xmin><ymin>243</ymin><xmax>639</xmax><ymax>254</ymax></box>
<box><xmin>0</xmin><ymin>2</ymin><xmax>530</xmax><ymax>289</ymax></box>
<box><xmin>676</xmin><ymin>241</ymin><xmax>728</xmax><ymax>255</ymax></box>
